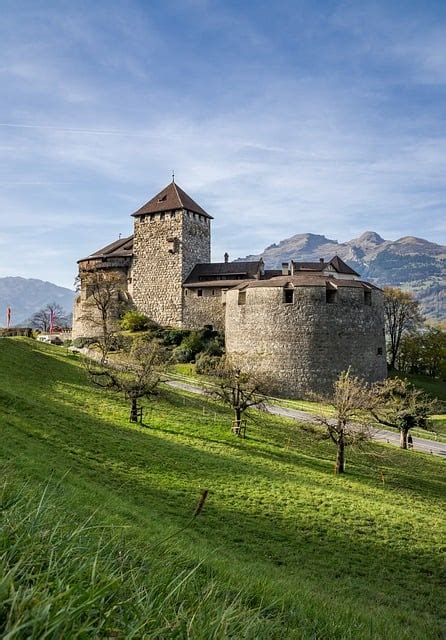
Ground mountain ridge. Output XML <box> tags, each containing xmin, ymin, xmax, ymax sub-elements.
<box><xmin>0</xmin><ymin>277</ymin><xmax>75</xmax><ymax>327</ymax></box>
<box><xmin>237</xmin><ymin>232</ymin><xmax>446</xmax><ymax>320</ymax></box>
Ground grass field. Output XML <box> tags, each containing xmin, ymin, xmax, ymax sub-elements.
<box><xmin>1</xmin><ymin>338</ymin><xmax>445</xmax><ymax>639</ymax></box>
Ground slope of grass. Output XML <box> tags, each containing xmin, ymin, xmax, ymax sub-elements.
<box><xmin>0</xmin><ymin>338</ymin><xmax>445</xmax><ymax>639</ymax></box>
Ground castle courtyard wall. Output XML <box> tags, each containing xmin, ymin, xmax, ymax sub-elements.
<box><xmin>182</xmin><ymin>287</ymin><xmax>225</xmax><ymax>331</ymax></box>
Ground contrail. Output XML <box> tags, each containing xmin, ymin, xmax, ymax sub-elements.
<box><xmin>0</xmin><ymin>123</ymin><xmax>153</xmax><ymax>137</ymax></box>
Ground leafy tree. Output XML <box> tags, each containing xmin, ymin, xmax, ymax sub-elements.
<box><xmin>314</xmin><ymin>370</ymin><xmax>373</xmax><ymax>474</ymax></box>
<box><xmin>397</xmin><ymin>327</ymin><xmax>446</xmax><ymax>379</ymax></box>
<box><xmin>384</xmin><ymin>287</ymin><xmax>423</xmax><ymax>369</ymax></box>
<box><xmin>371</xmin><ymin>377</ymin><xmax>436</xmax><ymax>449</ymax></box>
<box><xmin>207</xmin><ymin>360</ymin><xmax>268</xmax><ymax>437</ymax></box>
<box><xmin>87</xmin><ymin>337</ymin><xmax>166</xmax><ymax>423</ymax></box>
<box><xmin>31</xmin><ymin>303</ymin><xmax>69</xmax><ymax>332</ymax></box>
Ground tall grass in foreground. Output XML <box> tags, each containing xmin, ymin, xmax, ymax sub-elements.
<box><xmin>0</xmin><ymin>481</ymin><xmax>280</xmax><ymax>639</ymax></box>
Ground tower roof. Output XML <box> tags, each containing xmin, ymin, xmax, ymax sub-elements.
<box><xmin>131</xmin><ymin>182</ymin><xmax>212</xmax><ymax>218</ymax></box>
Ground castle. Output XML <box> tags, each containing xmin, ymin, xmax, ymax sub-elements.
<box><xmin>73</xmin><ymin>181</ymin><xmax>387</xmax><ymax>396</ymax></box>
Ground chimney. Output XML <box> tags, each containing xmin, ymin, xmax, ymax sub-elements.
<box><xmin>281</xmin><ymin>262</ymin><xmax>289</xmax><ymax>276</ymax></box>
<box><xmin>224</xmin><ymin>252</ymin><xmax>229</xmax><ymax>263</ymax></box>
<box><xmin>319</xmin><ymin>257</ymin><xmax>324</xmax><ymax>264</ymax></box>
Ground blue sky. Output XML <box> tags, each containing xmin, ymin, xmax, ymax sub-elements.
<box><xmin>0</xmin><ymin>0</ymin><xmax>445</xmax><ymax>288</ymax></box>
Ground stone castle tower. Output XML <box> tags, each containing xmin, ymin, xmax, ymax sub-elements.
<box><xmin>131</xmin><ymin>181</ymin><xmax>212</xmax><ymax>326</ymax></box>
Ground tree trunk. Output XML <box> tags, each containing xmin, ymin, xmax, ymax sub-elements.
<box><xmin>130</xmin><ymin>397</ymin><xmax>138</xmax><ymax>423</ymax></box>
<box><xmin>234</xmin><ymin>407</ymin><xmax>241</xmax><ymax>436</ymax></box>
<box><xmin>335</xmin><ymin>437</ymin><xmax>345</xmax><ymax>474</ymax></box>
<box><xmin>400</xmin><ymin>428</ymin><xmax>408</xmax><ymax>449</ymax></box>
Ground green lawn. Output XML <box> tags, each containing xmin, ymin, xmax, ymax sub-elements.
<box><xmin>1</xmin><ymin>339</ymin><xmax>445</xmax><ymax>639</ymax></box>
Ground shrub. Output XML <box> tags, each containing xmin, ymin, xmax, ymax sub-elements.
<box><xmin>120</xmin><ymin>310</ymin><xmax>157</xmax><ymax>332</ymax></box>
<box><xmin>72</xmin><ymin>337</ymin><xmax>97</xmax><ymax>349</ymax></box>
<box><xmin>172</xmin><ymin>344</ymin><xmax>195</xmax><ymax>363</ymax></box>
<box><xmin>163</xmin><ymin>328</ymin><xmax>191</xmax><ymax>347</ymax></box>
<box><xmin>109</xmin><ymin>334</ymin><xmax>133</xmax><ymax>352</ymax></box>
<box><xmin>204</xmin><ymin>337</ymin><xmax>225</xmax><ymax>357</ymax></box>
<box><xmin>195</xmin><ymin>353</ymin><xmax>222</xmax><ymax>375</ymax></box>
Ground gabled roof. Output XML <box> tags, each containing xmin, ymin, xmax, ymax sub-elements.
<box><xmin>132</xmin><ymin>182</ymin><xmax>212</xmax><ymax>218</ymax></box>
<box><xmin>329</xmin><ymin>255</ymin><xmax>359</xmax><ymax>276</ymax></box>
<box><xmin>184</xmin><ymin>260</ymin><xmax>262</xmax><ymax>285</ymax></box>
<box><xmin>78</xmin><ymin>235</ymin><xmax>134</xmax><ymax>263</ymax></box>
<box><xmin>291</xmin><ymin>255</ymin><xmax>359</xmax><ymax>277</ymax></box>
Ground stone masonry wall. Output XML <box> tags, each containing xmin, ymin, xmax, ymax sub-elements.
<box><xmin>72</xmin><ymin>263</ymin><xmax>130</xmax><ymax>339</ymax></box>
<box><xmin>182</xmin><ymin>287</ymin><xmax>225</xmax><ymax>331</ymax></box>
<box><xmin>225</xmin><ymin>284</ymin><xmax>387</xmax><ymax>398</ymax></box>
<box><xmin>132</xmin><ymin>210</ymin><xmax>210</xmax><ymax>327</ymax></box>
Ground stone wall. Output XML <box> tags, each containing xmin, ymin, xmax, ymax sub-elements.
<box><xmin>225</xmin><ymin>283</ymin><xmax>387</xmax><ymax>398</ymax></box>
<box><xmin>132</xmin><ymin>209</ymin><xmax>210</xmax><ymax>327</ymax></box>
<box><xmin>182</xmin><ymin>287</ymin><xmax>226</xmax><ymax>331</ymax></box>
<box><xmin>72</xmin><ymin>262</ymin><xmax>130</xmax><ymax>339</ymax></box>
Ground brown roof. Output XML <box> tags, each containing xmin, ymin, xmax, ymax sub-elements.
<box><xmin>132</xmin><ymin>182</ymin><xmax>212</xmax><ymax>218</ymax></box>
<box><xmin>78</xmin><ymin>235</ymin><xmax>134</xmax><ymax>263</ymax></box>
<box><xmin>291</xmin><ymin>256</ymin><xmax>360</xmax><ymax>277</ymax></box>
<box><xmin>234</xmin><ymin>275</ymin><xmax>380</xmax><ymax>290</ymax></box>
<box><xmin>329</xmin><ymin>255</ymin><xmax>360</xmax><ymax>276</ymax></box>
<box><xmin>183</xmin><ymin>279</ymin><xmax>250</xmax><ymax>289</ymax></box>
<box><xmin>184</xmin><ymin>260</ymin><xmax>262</xmax><ymax>284</ymax></box>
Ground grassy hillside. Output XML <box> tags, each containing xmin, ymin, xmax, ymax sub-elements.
<box><xmin>1</xmin><ymin>339</ymin><xmax>445</xmax><ymax>639</ymax></box>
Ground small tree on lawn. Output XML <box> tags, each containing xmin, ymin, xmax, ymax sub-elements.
<box><xmin>87</xmin><ymin>337</ymin><xmax>166</xmax><ymax>423</ymax></box>
<box><xmin>314</xmin><ymin>369</ymin><xmax>373</xmax><ymax>474</ymax></box>
<box><xmin>207</xmin><ymin>360</ymin><xmax>268</xmax><ymax>437</ymax></box>
<box><xmin>370</xmin><ymin>377</ymin><xmax>436</xmax><ymax>449</ymax></box>
<box><xmin>80</xmin><ymin>271</ymin><xmax>128</xmax><ymax>363</ymax></box>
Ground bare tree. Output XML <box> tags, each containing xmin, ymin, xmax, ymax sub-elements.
<box><xmin>80</xmin><ymin>271</ymin><xmax>128</xmax><ymax>363</ymax></box>
<box><xmin>371</xmin><ymin>377</ymin><xmax>436</xmax><ymax>449</ymax></box>
<box><xmin>87</xmin><ymin>337</ymin><xmax>166</xmax><ymax>423</ymax></box>
<box><xmin>384</xmin><ymin>287</ymin><xmax>423</xmax><ymax>369</ymax></box>
<box><xmin>207</xmin><ymin>360</ymin><xmax>268</xmax><ymax>437</ymax></box>
<box><xmin>314</xmin><ymin>370</ymin><xmax>373</xmax><ymax>474</ymax></box>
<box><xmin>31</xmin><ymin>302</ymin><xmax>69</xmax><ymax>332</ymax></box>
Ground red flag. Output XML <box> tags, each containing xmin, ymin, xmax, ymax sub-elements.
<box><xmin>6</xmin><ymin>306</ymin><xmax>11</xmax><ymax>328</ymax></box>
<box><xmin>49</xmin><ymin>308</ymin><xmax>55</xmax><ymax>334</ymax></box>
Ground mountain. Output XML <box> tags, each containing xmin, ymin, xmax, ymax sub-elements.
<box><xmin>0</xmin><ymin>277</ymin><xmax>75</xmax><ymax>327</ymax></box>
<box><xmin>238</xmin><ymin>232</ymin><xmax>446</xmax><ymax>320</ymax></box>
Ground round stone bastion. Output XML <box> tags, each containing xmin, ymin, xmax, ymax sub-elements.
<box><xmin>224</xmin><ymin>276</ymin><xmax>387</xmax><ymax>398</ymax></box>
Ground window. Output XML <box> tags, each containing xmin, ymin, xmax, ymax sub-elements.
<box><xmin>326</xmin><ymin>289</ymin><xmax>337</xmax><ymax>304</ymax></box>
<box><xmin>364</xmin><ymin>290</ymin><xmax>372</xmax><ymax>306</ymax></box>
<box><xmin>284</xmin><ymin>289</ymin><xmax>294</xmax><ymax>304</ymax></box>
<box><xmin>160</xmin><ymin>213</ymin><xmax>165</xmax><ymax>221</ymax></box>
<box><xmin>197</xmin><ymin>289</ymin><xmax>203</xmax><ymax>297</ymax></box>
<box><xmin>157</xmin><ymin>194</ymin><xmax>167</xmax><ymax>202</ymax></box>
<box><xmin>377</xmin><ymin>347</ymin><xmax>383</xmax><ymax>355</ymax></box>
<box><xmin>238</xmin><ymin>291</ymin><xmax>246</xmax><ymax>305</ymax></box>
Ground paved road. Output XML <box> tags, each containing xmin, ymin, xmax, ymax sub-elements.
<box><xmin>167</xmin><ymin>379</ymin><xmax>446</xmax><ymax>458</ymax></box>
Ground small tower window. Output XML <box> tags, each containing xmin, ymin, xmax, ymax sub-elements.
<box><xmin>283</xmin><ymin>289</ymin><xmax>294</xmax><ymax>304</ymax></box>
<box><xmin>197</xmin><ymin>289</ymin><xmax>203</xmax><ymax>297</ymax></box>
<box><xmin>326</xmin><ymin>288</ymin><xmax>337</xmax><ymax>304</ymax></box>
<box><xmin>377</xmin><ymin>347</ymin><xmax>383</xmax><ymax>355</ymax></box>
<box><xmin>238</xmin><ymin>291</ymin><xmax>246</xmax><ymax>305</ymax></box>
<box><xmin>364</xmin><ymin>290</ymin><xmax>372</xmax><ymax>306</ymax></box>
